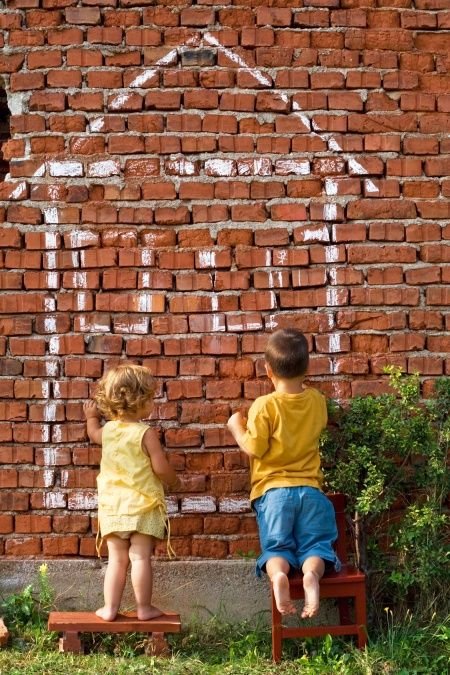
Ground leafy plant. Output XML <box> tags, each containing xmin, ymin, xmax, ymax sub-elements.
<box><xmin>321</xmin><ymin>368</ymin><xmax>449</xmax><ymax>621</ymax></box>
<box><xmin>0</xmin><ymin>563</ymin><xmax>55</xmax><ymax>631</ymax></box>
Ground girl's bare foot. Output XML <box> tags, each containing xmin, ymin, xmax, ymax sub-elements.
<box><xmin>95</xmin><ymin>606</ymin><xmax>118</xmax><ymax>621</ymax></box>
<box><xmin>137</xmin><ymin>605</ymin><xmax>164</xmax><ymax>621</ymax></box>
<box><xmin>272</xmin><ymin>572</ymin><xmax>296</xmax><ymax>615</ymax></box>
<box><xmin>301</xmin><ymin>570</ymin><xmax>320</xmax><ymax>618</ymax></box>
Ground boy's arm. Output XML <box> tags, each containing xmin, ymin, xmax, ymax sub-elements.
<box><xmin>227</xmin><ymin>412</ymin><xmax>259</xmax><ymax>458</ymax></box>
<box><xmin>143</xmin><ymin>428</ymin><xmax>182</xmax><ymax>492</ymax></box>
<box><xmin>83</xmin><ymin>401</ymin><xmax>103</xmax><ymax>446</ymax></box>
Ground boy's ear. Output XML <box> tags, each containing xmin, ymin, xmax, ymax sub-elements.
<box><xmin>265</xmin><ymin>362</ymin><xmax>273</xmax><ymax>378</ymax></box>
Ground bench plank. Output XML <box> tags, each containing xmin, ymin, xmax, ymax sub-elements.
<box><xmin>48</xmin><ymin>611</ymin><xmax>181</xmax><ymax>634</ymax></box>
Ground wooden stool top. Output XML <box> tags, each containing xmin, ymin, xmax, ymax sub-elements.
<box><xmin>48</xmin><ymin>611</ymin><xmax>181</xmax><ymax>634</ymax></box>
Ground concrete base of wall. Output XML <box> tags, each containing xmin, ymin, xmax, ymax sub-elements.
<box><xmin>0</xmin><ymin>559</ymin><xmax>337</xmax><ymax>626</ymax></box>
<box><xmin>0</xmin><ymin>559</ymin><xmax>269</xmax><ymax>623</ymax></box>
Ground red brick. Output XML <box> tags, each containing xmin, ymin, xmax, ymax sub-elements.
<box><xmin>5</xmin><ymin>538</ymin><xmax>41</xmax><ymax>556</ymax></box>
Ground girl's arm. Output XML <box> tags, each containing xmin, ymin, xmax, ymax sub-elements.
<box><xmin>83</xmin><ymin>401</ymin><xmax>103</xmax><ymax>446</ymax></box>
<box><xmin>143</xmin><ymin>428</ymin><xmax>181</xmax><ymax>491</ymax></box>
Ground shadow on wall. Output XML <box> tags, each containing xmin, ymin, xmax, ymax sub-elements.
<box><xmin>0</xmin><ymin>84</ymin><xmax>10</xmax><ymax>182</ymax></box>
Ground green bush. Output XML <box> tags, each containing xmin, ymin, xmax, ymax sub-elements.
<box><xmin>321</xmin><ymin>368</ymin><xmax>449</xmax><ymax>622</ymax></box>
<box><xmin>0</xmin><ymin>563</ymin><xmax>54</xmax><ymax>631</ymax></box>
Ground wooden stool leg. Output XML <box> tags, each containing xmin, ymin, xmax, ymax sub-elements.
<box><xmin>59</xmin><ymin>631</ymin><xmax>83</xmax><ymax>653</ymax></box>
<box><xmin>355</xmin><ymin>588</ymin><xmax>368</xmax><ymax>649</ymax></box>
<box><xmin>145</xmin><ymin>632</ymin><xmax>170</xmax><ymax>657</ymax></box>
<box><xmin>271</xmin><ymin>589</ymin><xmax>283</xmax><ymax>662</ymax></box>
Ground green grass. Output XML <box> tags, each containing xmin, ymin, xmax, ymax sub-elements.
<box><xmin>0</xmin><ymin>612</ymin><xmax>448</xmax><ymax>675</ymax></box>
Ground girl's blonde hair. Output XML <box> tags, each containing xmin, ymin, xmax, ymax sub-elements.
<box><xmin>94</xmin><ymin>364</ymin><xmax>156</xmax><ymax>420</ymax></box>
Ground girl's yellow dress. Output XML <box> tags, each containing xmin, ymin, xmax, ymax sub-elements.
<box><xmin>96</xmin><ymin>421</ymin><xmax>167</xmax><ymax>549</ymax></box>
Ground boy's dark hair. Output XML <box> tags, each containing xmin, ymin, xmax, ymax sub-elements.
<box><xmin>265</xmin><ymin>328</ymin><xmax>309</xmax><ymax>379</ymax></box>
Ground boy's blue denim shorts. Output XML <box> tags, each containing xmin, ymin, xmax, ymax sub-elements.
<box><xmin>252</xmin><ymin>486</ymin><xmax>341</xmax><ymax>577</ymax></box>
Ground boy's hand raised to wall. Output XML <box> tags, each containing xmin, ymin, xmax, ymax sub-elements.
<box><xmin>227</xmin><ymin>411</ymin><xmax>247</xmax><ymax>433</ymax></box>
<box><xmin>227</xmin><ymin>412</ymin><xmax>255</xmax><ymax>457</ymax></box>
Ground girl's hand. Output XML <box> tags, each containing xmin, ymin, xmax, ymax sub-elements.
<box><xmin>83</xmin><ymin>401</ymin><xmax>100</xmax><ymax>420</ymax></box>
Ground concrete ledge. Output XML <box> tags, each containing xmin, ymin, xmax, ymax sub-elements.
<box><xmin>0</xmin><ymin>559</ymin><xmax>270</xmax><ymax>623</ymax></box>
<box><xmin>0</xmin><ymin>559</ymin><xmax>337</xmax><ymax>625</ymax></box>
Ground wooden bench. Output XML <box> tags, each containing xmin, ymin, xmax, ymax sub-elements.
<box><xmin>48</xmin><ymin>611</ymin><xmax>181</xmax><ymax>655</ymax></box>
<box><xmin>271</xmin><ymin>492</ymin><xmax>367</xmax><ymax>662</ymax></box>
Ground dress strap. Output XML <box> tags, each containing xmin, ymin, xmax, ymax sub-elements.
<box><xmin>95</xmin><ymin>528</ymin><xmax>104</xmax><ymax>558</ymax></box>
<box><xmin>159</xmin><ymin>503</ymin><xmax>176</xmax><ymax>559</ymax></box>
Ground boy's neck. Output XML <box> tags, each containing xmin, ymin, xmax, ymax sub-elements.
<box><xmin>271</xmin><ymin>375</ymin><xmax>306</xmax><ymax>395</ymax></box>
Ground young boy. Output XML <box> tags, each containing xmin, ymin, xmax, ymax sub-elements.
<box><xmin>227</xmin><ymin>328</ymin><xmax>340</xmax><ymax>618</ymax></box>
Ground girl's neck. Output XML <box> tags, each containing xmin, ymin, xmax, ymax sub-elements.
<box><xmin>115</xmin><ymin>415</ymin><xmax>141</xmax><ymax>423</ymax></box>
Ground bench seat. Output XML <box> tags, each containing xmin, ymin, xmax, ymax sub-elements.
<box><xmin>48</xmin><ymin>610</ymin><xmax>181</xmax><ymax>655</ymax></box>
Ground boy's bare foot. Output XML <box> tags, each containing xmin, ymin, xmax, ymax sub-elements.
<box><xmin>301</xmin><ymin>570</ymin><xmax>320</xmax><ymax>618</ymax></box>
<box><xmin>272</xmin><ymin>572</ymin><xmax>296</xmax><ymax>615</ymax></box>
<box><xmin>95</xmin><ymin>606</ymin><xmax>118</xmax><ymax>621</ymax></box>
<box><xmin>137</xmin><ymin>605</ymin><xmax>164</xmax><ymax>621</ymax></box>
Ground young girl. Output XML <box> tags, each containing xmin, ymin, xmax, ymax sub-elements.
<box><xmin>83</xmin><ymin>363</ymin><xmax>181</xmax><ymax>622</ymax></box>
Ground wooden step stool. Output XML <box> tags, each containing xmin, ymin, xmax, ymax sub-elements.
<box><xmin>271</xmin><ymin>493</ymin><xmax>367</xmax><ymax>662</ymax></box>
<box><xmin>48</xmin><ymin>611</ymin><xmax>181</xmax><ymax>655</ymax></box>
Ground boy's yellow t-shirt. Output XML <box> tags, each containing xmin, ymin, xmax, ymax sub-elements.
<box><xmin>241</xmin><ymin>387</ymin><xmax>327</xmax><ymax>502</ymax></box>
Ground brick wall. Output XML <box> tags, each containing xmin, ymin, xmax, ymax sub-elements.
<box><xmin>0</xmin><ymin>0</ymin><xmax>449</xmax><ymax>558</ymax></box>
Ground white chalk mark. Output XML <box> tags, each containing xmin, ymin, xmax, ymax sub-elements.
<box><xmin>45</xmin><ymin>360</ymin><xmax>59</xmax><ymax>377</ymax></box>
<box><xmin>32</xmin><ymin>163</ymin><xmax>46</xmax><ymax>177</ymax></box>
<box><xmin>302</xmin><ymin>226</ymin><xmax>330</xmax><ymax>242</ymax></box>
<box><xmin>325</xmin><ymin>246</ymin><xmax>341</xmax><ymax>263</ymax></box>
<box><xmin>10</xmin><ymin>182</ymin><xmax>27</xmax><ymax>199</ymax></box>
<box><xmin>205</xmin><ymin>159</ymin><xmax>235</xmax><ymax>176</ymax></box>
<box><xmin>45</xmin><ymin>492</ymin><xmax>66</xmax><ymax>509</ymax></box>
<box><xmin>326</xmin><ymin>288</ymin><xmax>340</xmax><ymax>306</ymax></box>
<box><xmin>328</xmin><ymin>137</ymin><xmax>342</xmax><ymax>152</ymax></box>
<box><xmin>268</xmin><ymin>291</ymin><xmax>277</xmax><ymax>309</ymax></box>
<box><xmin>44</xmin><ymin>232</ymin><xmax>59</xmax><ymax>249</ymax></box>
<box><xmin>324</xmin><ymin>204</ymin><xmax>337</xmax><ymax>221</ymax></box>
<box><xmin>68</xmin><ymin>492</ymin><xmax>98</xmax><ymax>510</ymax></box>
<box><xmin>49</xmin><ymin>161</ymin><xmax>83</xmax><ymax>177</ymax></box>
<box><xmin>211</xmin><ymin>294</ymin><xmax>219</xmax><ymax>312</ymax></box>
<box><xmin>275</xmin><ymin>159</ymin><xmax>310</xmax><ymax>175</ymax></box>
<box><xmin>348</xmin><ymin>158</ymin><xmax>367</xmax><ymax>174</ymax></box>
<box><xmin>43</xmin><ymin>402</ymin><xmax>58</xmax><ymax>422</ymax></box>
<box><xmin>88</xmin><ymin>160</ymin><xmax>120</xmax><ymax>177</ymax></box>
<box><xmin>43</xmin><ymin>470</ymin><xmax>54</xmax><ymax>488</ymax></box>
<box><xmin>365</xmin><ymin>179</ymin><xmax>379</xmax><ymax>193</ymax></box>
<box><xmin>328</xmin><ymin>334</ymin><xmax>342</xmax><ymax>353</ymax></box>
<box><xmin>44</xmin><ymin>273</ymin><xmax>59</xmax><ymax>290</ymax></box>
<box><xmin>198</xmin><ymin>251</ymin><xmax>216</xmax><ymax>268</ymax></box>
<box><xmin>212</xmin><ymin>314</ymin><xmax>225</xmax><ymax>332</ymax></box>
<box><xmin>48</xmin><ymin>336</ymin><xmax>60</xmax><ymax>354</ymax></box>
<box><xmin>90</xmin><ymin>117</ymin><xmax>105</xmax><ymax>132</ymax></box>
<box><xmin>325</xmin><ymin>178</ymin><xmax>338</xmax><ymax>196</ymax></box>
<box><xmin>204</xmin><ymin>33</ymin><xmax>272</xmax><ymax>87</ymax></box>
<box><xmin>76</xmin><ymin>293</ymin><xmax>88</xmax><ymax>311</ymax></box>
<box><xmin>130</xmin><ymin>69</ymin><xmax>157</xmax><ymax>88</ymax></box>
<box><xmin>44</xmin><ymin>297</ymin><xmax>56</xmax><ymax>312</ymax></box>
<box><xmin>43</xmin><ymin>207</ymin><xmax>59</xmax><ymax>224</ymax></box>
<box><xmin>137</xmin><ymin>294</ymin><xmax>154</xmax><ymax>312</ymax></box>
<box><xmin>109</xmin><ymin>93</ymin><xmax>132</xmax><ymax>110</ymax></box>
<box><xmin>291</xmin><ymin>101</ymin><xmax>311</xmax><ymax>131</ymax></box>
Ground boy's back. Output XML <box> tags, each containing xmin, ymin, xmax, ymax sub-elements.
<box><xmin>241</xmin><ymin>387</ymin><xmax>327</xmax><ymax>501</ymax></box>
